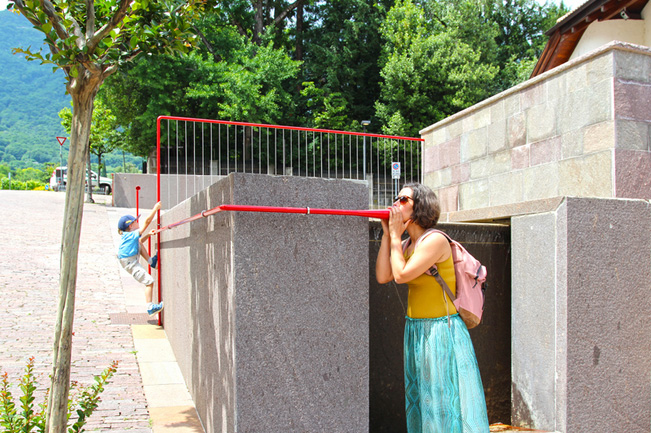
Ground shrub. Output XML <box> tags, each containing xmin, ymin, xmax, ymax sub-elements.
<box><xmin>0</xmin><ymin>357</ymin><xmax>118</xmax><ymax>433</ymax></box>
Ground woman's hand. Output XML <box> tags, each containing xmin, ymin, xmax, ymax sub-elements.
<box><xmin>387</xmin><ymin>205</ymin><xmax>410</xmax><ymax>240</ymax></box>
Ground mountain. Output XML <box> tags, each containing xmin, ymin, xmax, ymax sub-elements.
<box><xmin>0</xmin><ymin>9</ymin><xmax>71</xmax><ymax>169</ymax></box>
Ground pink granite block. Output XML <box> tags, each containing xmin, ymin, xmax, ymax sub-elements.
<box><xmin>615</xmin><ymin>149</ymin><xmax>651</xmax><ymax>199</ymax></box>
<box><xmin>451</xmin><ymin>163</ymin><xmax>470</xmax><ymax>184</ymax></box>
<box><xmin>439</xmin><ymin>137</ymin><xmax>461</xmax><ymax>169</ymax></box>
<box><xmin>423</xmin><ymin>144</ymin><xmax>441</xmax><ymax>173</ymax></box>
<box><xmin>438</xmin><ymin>185</ymin><xmax>459</xmax><ymax>213</ymax></box>
<box><xmin>614</xmin><ymin>80</ymin><xmax>651</xmax><ymax>122</ymax></box>
<box><xmin>530</xmin><ymin>136</ymin><xmax>562</xmax><ymax>166</ymax></box>
<box><xmin>511</xmin><ymin>145</ymin><xmax>530</xmax><ymax>170</ymax></box>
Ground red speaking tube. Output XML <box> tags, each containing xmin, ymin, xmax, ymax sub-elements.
<box><xmin>154</xmin><ymin>204</ymin><xmax>389</xmax><ymax>234</ymax></box>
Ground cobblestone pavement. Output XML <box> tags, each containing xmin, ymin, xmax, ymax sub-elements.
<box><xmin>0</xmin><ymin>190</ymin><xmax>151</xmax><ymax>432</ymax></box>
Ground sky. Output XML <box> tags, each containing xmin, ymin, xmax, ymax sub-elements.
<box><xmin>0</xmin><ymin>0</ymin><xmax>588</xmax><ymax>12</ymax></box>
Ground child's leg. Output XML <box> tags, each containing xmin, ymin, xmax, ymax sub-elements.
<box><xmin>139</xmin><ymin>244</ymin><xmax>151</xmax><ymax>262</ymax></box>
<box><xmin>145</xmin><ymin>282</ymin><xmax>153</xmax><ymax>304</ymax></box>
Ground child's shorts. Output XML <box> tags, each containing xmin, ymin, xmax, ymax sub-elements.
<box><xmin>119</xmin><ymin>255</ymin><xmax>154</xmax><ymax>285</ymax></box>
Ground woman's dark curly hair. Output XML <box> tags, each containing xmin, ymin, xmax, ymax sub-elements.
<box><xmin>403</xmin><ymin>183</ymin><xmax>440</xmax><ymax>229</ymax></box>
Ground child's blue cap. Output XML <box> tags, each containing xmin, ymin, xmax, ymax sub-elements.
<box><xmin>118</xmin><ymin>214</ymin><xmax>141</xmax><ymax>231</ymax></box>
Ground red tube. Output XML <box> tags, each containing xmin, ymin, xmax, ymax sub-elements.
<box><xmin>153</xmin><ymin>204</ymin><xmax>389</xmax><ymax>234</ymax></box>
<box><xmin>219</xmin><ymin>205</ymin><xmax>390</xmax><ymax>219</ymax></box>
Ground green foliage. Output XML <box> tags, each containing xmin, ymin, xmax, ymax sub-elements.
<box><xmin>299</xmin><ymin>0</ymin><xmax>390</xmax><ymax>128</ymax></box>
<box><xmin>0</xmin><ymin>357</ymin><xmax>118</xmax><ymax>433</ymax></box>
<box><xmin>375</xmin><ymin>0</ymin><xmax>498</xmax><ymax>137</ymax></box>
<box><xmin>0</xmin><ymin>10</ymin><xmax>70</xmax><ymax>169</ymax></box>
<box><xmin>101</xmin><ymin>27</ymin><xmax>301</xmax><ymax>157</ymax></box>
<box><xmin>484</xmin><ymin>0</ymin><xmax>569</xmax><ymax>92</ymax></box>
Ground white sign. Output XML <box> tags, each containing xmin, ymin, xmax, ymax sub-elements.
<box><xmin>391</xmin><ymin>162</ymin><xmax>401</xmax><ymax>179</ymax></box>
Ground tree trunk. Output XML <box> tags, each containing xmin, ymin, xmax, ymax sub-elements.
<box><xmin>46</xmin><ymin>76</ymin><xmax>99</xmax><ymax>433</ymax></box>
<box><xmin>253</xmin><ymin>0</ymin><xmax>263</xmax><ymax>45</ymax></box>
<box><xmin>296</xmin><ymin>2</ymin><xmax>303</xmax><ymax>61</ymax></box>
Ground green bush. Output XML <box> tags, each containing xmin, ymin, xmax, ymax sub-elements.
<box><xmin>26</xmin><ymin>180</ymin><xmax>42</xmax><ymax>190</ymax></box>
<box><xmin>0</xmin><ymin>357</ymin><xmax>118</xmax><ymax>433</ymax></box>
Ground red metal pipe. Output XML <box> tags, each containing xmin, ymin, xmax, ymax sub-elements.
<box><xmin>157</xmin><ymin>115</ymin><xmax>424</xmax><ymax>142</ymax></box>
<box><xmin>153</xmin><ymin>204</ymin><xmax>389</xmax><ymax>235</ymax></box>
<box><xmin>156</xmin><ymin>120</ymin><xmax>162</xmax><ymax>326</ymax></box>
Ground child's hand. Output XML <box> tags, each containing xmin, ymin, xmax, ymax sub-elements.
<box><xmin>153</xmin><ymin>201</ymin><xmax>161</xmax><ymax>211</ymax></box>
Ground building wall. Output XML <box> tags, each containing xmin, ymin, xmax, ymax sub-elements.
<box><xmin>420</xmin><ymin>42</ymin><xmax>651</xmax><ymax>433</ymax></box>
<box><xmin>420</xmin><ymin>43</ymin><xmax>651</xmax><ymax>223</ymax></box>
<box><xmin>570</xmin><ymin>20</ymin><xmax>646</xmax><ymax>61</ymax></box>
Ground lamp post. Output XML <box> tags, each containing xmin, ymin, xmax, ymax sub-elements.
<box><xmin>361</xmin><ymin>120</ymin><xmax>371</xmax><ymax>182</ymax></box>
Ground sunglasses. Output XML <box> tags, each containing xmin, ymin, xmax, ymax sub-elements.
<box><xmin>394</xmin><ymin>195</ymin><xmax>413</xmax><ymax>204</ymax></box>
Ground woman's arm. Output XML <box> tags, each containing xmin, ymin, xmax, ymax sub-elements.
<box><xmin>139</xmin><ymin>201</ymin><xmax>162</xmax><ymax>236</ymax></box>
<box><xmin>391</xmin><ymin>233</ymin><xmax>450</xmax><ymax>284</ymax></box>
<box><xmin>375</xmin><ymin>219</ymin><xmax>394</xmax><ymax>284</ymax></box>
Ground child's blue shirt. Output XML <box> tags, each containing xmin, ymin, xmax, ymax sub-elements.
<box><xmin>118</xmin><ymin>230</ymin><xmax>140</xmax><ymax>258</ymax></box>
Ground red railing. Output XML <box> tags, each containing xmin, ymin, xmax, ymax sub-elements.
<box><xmin>154</xmin><ymin>115</ymin><xmax>424</xmax><ymax>324</ymax></box>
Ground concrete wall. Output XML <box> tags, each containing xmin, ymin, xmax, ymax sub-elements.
<box><xmin>420</xmin><ymin>42</ymin><xmax>651</xmax><ymax>223</ymax></box>
<box><xmin>154</xmin><ymin>173</ymin><xmax>369</xmax><ymax>433</ymax></box>
<box><xmin>512</xmin><ymin>197</ymin><xmax>651</xmax><ymax>433</ymax></box>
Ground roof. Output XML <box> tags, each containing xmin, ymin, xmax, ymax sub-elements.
<box><xmin>531</xmin><ymin>0</ymin><xmax>649</xmax><ymax>77</ymax></box>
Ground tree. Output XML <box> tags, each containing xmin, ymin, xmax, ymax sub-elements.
<box><xmin>8</xmin><ymin>1</ymin><xmax>204</xmax><ymax>431</ymax></box>
<box><xmin>101</xmin><ymin>24</ymin><xmax>300</xmax><ymax>158</ymax></box>
<box><xmin>298</xmin><ymin>0</ymin><xmax>391</xmax><ymax>130</ymax></box>
<box><xmin>375</xmin><ymin>0</ymin><xmax>498</xmax><ymax>137</ymax></box>
<box><xmin>484</xmin><ymin>0</ymin><xmax>569</xmax><ymax>92</ymax></box>
<box><xmin>59</xmin><ymin>99</ymin><xmax>121</xmax><ymax>201</ymax></box>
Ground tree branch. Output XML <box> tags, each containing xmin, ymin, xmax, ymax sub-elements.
<box><xmin>87</xmin><ymin>0</ymin><xmax>134</xmax><ymax>52</ymax></box>
<box><xmin>273</xmin><ymin>0</ymin><xmax>304</xmax><ymax>27</ymax></box>
<box><xmin>86</xmin><ymin>0</ymin><xmax>95</xmax><ymax>42</ymax></box>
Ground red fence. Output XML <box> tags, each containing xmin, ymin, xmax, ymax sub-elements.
<box><xmin>156</xmin><ymin>116</ymin><xmax>423</xmax><ymax>209</ymax></box>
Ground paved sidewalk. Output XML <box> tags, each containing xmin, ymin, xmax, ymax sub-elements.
<box><xmin>0</xmin><ymin>191</ymin><xmax>202</xmax><ymax>432</ymax></box>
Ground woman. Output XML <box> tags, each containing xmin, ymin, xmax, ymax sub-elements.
<box><xmin>376</xmin><ymin>183</ymin><xmax>489</xmax><ymax>433</ymax></box>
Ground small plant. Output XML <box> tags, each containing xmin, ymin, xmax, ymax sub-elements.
<box><xmin>0</xmin><ymin>357</ymin><xmax>118</xmax><ymax>433</ymax></box>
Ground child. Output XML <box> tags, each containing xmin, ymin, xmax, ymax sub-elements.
<box><xmin>117</xmin><ymin>201</ymin><xmax>163</xmax><ymax>316</ymax></box>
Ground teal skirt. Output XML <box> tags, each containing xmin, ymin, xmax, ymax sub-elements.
<box><xmin>404</xmin><ymin>314</ymin><xmax>489</xmax><ymax>433</ymax></box>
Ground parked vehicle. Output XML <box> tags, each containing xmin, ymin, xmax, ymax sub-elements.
<box><xmin>49</xmin><ymin>166</ymin><xmax>112</xmax><ymax>194</ymax></box>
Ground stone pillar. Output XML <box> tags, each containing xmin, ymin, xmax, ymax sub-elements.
<box><xmin>158</xmin><ymin>173</ymin><xmax>369</xmax><ymax>433</ymax></box>
<box><xmin>512</xmin><ymin>197</ymin><xmax>651</xmax><ymax>433</ymax></box>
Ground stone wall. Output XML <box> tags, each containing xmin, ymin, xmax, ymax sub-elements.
<box><xmin>420</xmin><ymin>42</ymin><xmax>651</xmax><ymax>222</ymax></box>
<box><xmin>512</xmin><ymin>197</ymin><xmax>651</xmax><ymax>432</ymax></box>
<box><xmin>419</xmin><ymin>41</ymin><xmax>651</xmax><ymax>433</ymax></box>
<box><xmin>154</xmin><ymin>173</ymin><xmax>369</xmax><ymax>433</ymax></box>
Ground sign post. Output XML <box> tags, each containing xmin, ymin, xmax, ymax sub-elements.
<box><xmin>391</xmin><ymin>162</ymin><xmax>401</xmax><ymax>199</ymax></box>
<box><xmin>56</xmin><ymin>137</ymin><xmax>67</xmax><ymax>190</ymax></box>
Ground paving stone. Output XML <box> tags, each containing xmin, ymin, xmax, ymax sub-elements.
<box><xmin>0</xmin><ymin>191</ymin><xmax>152</xmax><ymax>431</ymax></box>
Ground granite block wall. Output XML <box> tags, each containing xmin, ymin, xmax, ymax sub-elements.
<box><xmin>512</xmin><ymin>197</ymin><xmax>651</xmax><ymax>432</ymax></box>
<box><xmin>420</xmin><ymin>42</ymin><xmax>651</xmax><ymax>220</ymax></box>
<box><xmin>155</xmin><ymin>173</ymin><xmax>369</xmax><ymax>433</ymax></box>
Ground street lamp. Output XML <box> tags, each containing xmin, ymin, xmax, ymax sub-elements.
<box><xmin>361</xmin><ymin>120</ymin><xmax>371</xmax><ymax>182</ymax></box>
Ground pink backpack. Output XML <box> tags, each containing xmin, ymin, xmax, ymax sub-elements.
<box><xmin>403</xmin><ymin>229</ymin><xmax>487</xmax><ymax>329</ymax></box>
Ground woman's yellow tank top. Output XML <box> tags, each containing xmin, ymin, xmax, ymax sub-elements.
<box><xmin>405</xmin><ymin>251</ymin><xmax>457</xmax><ymax>319</ymax></box>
